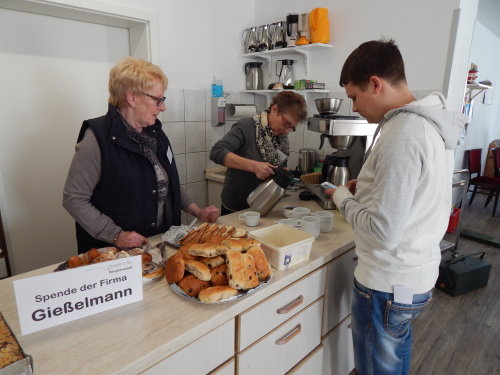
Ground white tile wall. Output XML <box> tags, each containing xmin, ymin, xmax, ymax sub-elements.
<box><xmin>185</xmin><ymin>89</ymin><xmax>206</xmax><ymax>121</ymax></box>
<box><xmin>162</xmin><ymin>122</ymin><xmax>185</xmax><ymax>154</ymax></box>
<box><xmin>185</xmin><ymin>121</ymin><xmax>206</xmax><ymax>152</ymax></box>
<box><xmin>186</xmin><ymin>181</ymin><xmax>207</xmax><ymax>207</ymax></box>
<box><xmin>205</xmin><ymin>121</ymin><xmax>225</xmax><ymax>151</ymax></box>
<box><xmin>163</xmin><ymin>88</ymin><xmax>184</xmax><ymax>122</ymax></box>
<box><xmin>186</xmin><ymin>151</ymin><xmax>206</xmax><ymax>183</ymax></box>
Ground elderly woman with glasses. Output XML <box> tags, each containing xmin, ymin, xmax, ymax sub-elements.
<box><xmin>63</xmin><ymin>57</ymin><xmax>219</xmax><ymax>253</ymax></box>
<box><xmin>210</xmin><ymin>91</ymin><xmax>307</xmax><ymax>215</ymax></box>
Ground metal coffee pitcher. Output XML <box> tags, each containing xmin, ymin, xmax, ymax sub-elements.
<box><xmin>271</xmin><ymin>21</ymin><xmax>286</xmax><ymax>49</ymax></box>
<box><xmin>247</xmin><ymin>167</ymin><xmax>294</xmax><ymax>216</ymax></box>
<box><xmin>276</xmin><ymin>59</ymin><xmax>296</xmax><ymax>88</ymax></box>
<box><xmin>244</xmin><ymin>62</ymin><xmax>263</xmax><ymax>90</ymax></box>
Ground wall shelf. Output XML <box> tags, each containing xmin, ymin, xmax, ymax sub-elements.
<box><xmin>465</xmin><ymin>82</ymin><xmax>492</xmax><ymax>101</ymax></box>
<box><xmin>240</xmin><ymin>89</ymin><xmax>329</xmax><ymax>101</ymax></box>
<box><xmin>240</xmin><ymin>43</ymin><xmax>334</xmax><ymax>76</ymax></box>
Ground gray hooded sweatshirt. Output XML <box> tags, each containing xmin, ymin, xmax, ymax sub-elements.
<box><xmin>333</xmin><ymin>92</ymin><xmax>468</xmax><ymax>294</ymax></box>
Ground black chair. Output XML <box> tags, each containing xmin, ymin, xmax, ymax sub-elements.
<box><xmin>483</xmin><ymin>148</ymin><xmax>500</xmax><ymax>217</ymax></box>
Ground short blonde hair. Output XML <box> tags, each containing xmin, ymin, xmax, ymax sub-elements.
<box><xmin>108</xmin><ymin>57</ymin><xmax>168</xmax><ymax>107</ymax></box>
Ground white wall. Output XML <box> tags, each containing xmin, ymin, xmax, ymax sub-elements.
<box><xmin>0</xmin><ymin>8</ymin><xmax>129</xmax><ymax>274</ymax></box>
<box><xmin>455</xmin><ymin>21</ymin><xmax>500</xmax><ymax>169</ymax></box>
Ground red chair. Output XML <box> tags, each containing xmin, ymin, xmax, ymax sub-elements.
<box><xmin>467</xmin><ymin>148</ymin><xmax>500</xmax><ymax>217</ymax></box>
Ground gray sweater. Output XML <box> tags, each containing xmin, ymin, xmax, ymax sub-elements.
<box><xmin>210</xmin><ymin>118</ymin><xmax>265</xmax><ymax>211</ymax></box>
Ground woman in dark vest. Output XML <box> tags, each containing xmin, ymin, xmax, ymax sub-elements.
<box><xmin>63</xmin><ymin>57</ymin><xmax>219</xmax><ymax>253</ymax></box>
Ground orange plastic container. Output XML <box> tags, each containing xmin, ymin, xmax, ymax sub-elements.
<box><xmin>309</xmin><ymin>8</ymin><xmax>330</xmax><ymax>44</ymax></box>
<box><xmin>446</xmin><ymin>207</ymin><xmax>461</xmax><ymax>233</ymax></box>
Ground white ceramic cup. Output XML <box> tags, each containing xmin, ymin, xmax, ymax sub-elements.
<box><xmin>300</xmin><ymin>215</ymin><xmax>321</xmax><ymax>239</ymax></box>
<box><xmin>275</xmin><ymin>218</ymin><xmax>302</xmax><ymax>228</ymax></box>
<box><xmin>284</xmin><ymin>206</ymin><xmax>310</xmax><ymax>219</ymax></box>
<box><xmin>238</xmin><ymin>211</ymin><xmax>260</xmax><ymax>227</ymax></box>
<box><xmin>312</xmin><ymin>211</ymin><xmax>334</xmax><ymax>233</ymax></box>
<box><xmin>282</xmin><ymin>206</ymin><xmax>295</xmax><ymax>218</ymax></box>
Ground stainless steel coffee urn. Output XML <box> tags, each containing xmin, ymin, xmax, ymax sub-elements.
<box><xmin>247</xmin><ymin>167</ymin><xmax>294</xmax><ymax>215</ymax></box>
<box><xmin>244</xmin><ymin>62</ymin><xmax>263</xmax><ymax>90</ymax></box>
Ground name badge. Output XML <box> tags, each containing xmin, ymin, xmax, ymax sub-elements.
<box><xmin>13</xmin><ymin>256</ymin><xmax>143</xmax><ymax>335</ymax></box>
<box><xmin>166</xmin><ymin>146</ymin><xmax>173</xmax><ymax>164</ymax></box>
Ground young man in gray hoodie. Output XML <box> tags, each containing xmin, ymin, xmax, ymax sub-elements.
<box><xmin>326</xmin><ymin>40</ymin><xmax>468</xmax><ymax>374</ymax></box>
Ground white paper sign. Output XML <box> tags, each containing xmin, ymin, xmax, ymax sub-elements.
<box><xmin>13</xmin><ymin>256</ymin><xmax>143</xmax><ymax>335</ymax></box>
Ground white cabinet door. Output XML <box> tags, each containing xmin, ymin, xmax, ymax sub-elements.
<box><xmin>286</xmin><ymin>344</ymin><xmax>324</xmax><ymax>375</ymax></box>
<box><xmin>141</xmin><ymin>319</ymin><xmax>234</xmax><ymax>375</ymax></box>
<box><xmin>321</xmin><ymin>316</ymin><xmax>354</xmax><ymax>375</ymax></box>
<box><xmin>322</xmin><ymin>248</ymin><xmax>356</xmax><ymax>335</ymax></box>
<box><xmin>238</xmin><ymin>298</ymin><xmax>323</xmax><ymax>375</ymax></box>
<box><xmin>238</xmin><ymin>267</ymin><xmax>326</xmax><ymax>351</ymax></box>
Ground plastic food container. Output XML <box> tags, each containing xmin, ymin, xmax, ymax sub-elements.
<box><xmin>248</xmin><ymin>224</ymin><xmax>314</xmax><ymax>270</ymax></box>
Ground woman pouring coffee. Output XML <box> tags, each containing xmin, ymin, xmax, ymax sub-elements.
<box><xmin>210</xmin><ymin>91</ymin><xmax>307</xmax><ymax>215</ymax></box>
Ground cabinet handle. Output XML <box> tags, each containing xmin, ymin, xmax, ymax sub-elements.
<box><xmin>276</xmin><ymin>295</ymin><xmax>304</xmax><ymax>314</ymax></box>
<box><xmin>275</xmin><ymin>323</ymin><xmax>302</xmax><ymax>345</ymax></box>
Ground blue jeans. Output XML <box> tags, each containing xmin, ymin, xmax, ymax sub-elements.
<box><xmin>351</xmin><ymin>278</ymin><xmax>432</xmax><ymax>375</ymax></box>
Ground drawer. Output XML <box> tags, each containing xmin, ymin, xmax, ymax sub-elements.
<box><xmin>238</xmin><ymin>298</ymin><xmax>323</xmax><ymax>375</ymax></box>
<box><xmin>238</xmin><ymin>267</ymin><xmax>326</xmax><ymax>351</ymax></box>
<box><xmin>141</xmin><ymin>319</ymin><xmax>234</xmax><ymax>375</ymax></box>
<box><xmin>286</xmin><ymin>344</ymin><xmax>324</xmax><ymax>375</ymax></box>
<box><xmin>321</xmin><ymin>316</ymin><xmax>354</xmax><ymax>375</ymax></box>
<box><xmin>209</xmin><ymin>358</ymin><xmax>234</xmax><ymax>375</ymax></box>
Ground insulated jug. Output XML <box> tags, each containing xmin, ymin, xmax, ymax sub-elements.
<box><xmin>244</xmin><ymin>62</ymin><xmax>263</xmax><ymax>90</ymax></box>
<box><xmin>247</xmin><ymin>167</ymin><xmax>294</xmax><ymax>216</ymax></box>
<box><xmin>276</xmin><ymin>59</ymin><xmax>296</xmax><ymax>87</ymax></box>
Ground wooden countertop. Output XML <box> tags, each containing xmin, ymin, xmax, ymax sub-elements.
<box><xmin>0</xmin><ymin>192</ymin><xmax>354</xmax><ymax>374</ymax></box>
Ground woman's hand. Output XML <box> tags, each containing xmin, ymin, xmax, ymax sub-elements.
<box><xmin>187</xmin><ymin>203</ymin><xmax>220</xmax><ymax>223</ymax></box>
<box><xmin>197</xmin><ymin>206</ymin><xmax>220</xmax><ymax>223</ymax></box>
<box><xmin>115</xmin><ymin>231</ymin><xmax>147</xmax><ymax>248</ymax></box>
<box><xmin>253</xmin><ymin>161</ymin><xmax>276</xmax><ymax>180</ymax></box>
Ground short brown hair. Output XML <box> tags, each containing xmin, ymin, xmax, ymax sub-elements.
<box><xmin>339</xmin><ymin>39</ymin><xmax>407</xmax><ymax>88</ymax></box>
<box><xmin>268</xmin><ymin>91</ymin><xmax>308</xmax><ymax>122</ymax></box>
<box><xmin>108</xmin><ymin>57</ymin><xmax>168</xmax><ymax>107</ymax></box>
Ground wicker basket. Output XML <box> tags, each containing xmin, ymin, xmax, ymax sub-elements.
<box><xmin>300</xmin><ymin>172</ymin><xmax>321</xmax><ymax>185</ymax></box>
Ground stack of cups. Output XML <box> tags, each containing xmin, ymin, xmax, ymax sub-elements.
<box><xmin>312</xmin><ymin>211</ymin><xmax>334</xmax><ymax>233</ymax></box>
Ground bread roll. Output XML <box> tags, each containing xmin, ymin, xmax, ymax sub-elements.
<box><xmin>142</xmin><ymin>262</ymin><xmax>164</xmax><ymax>280</ymax></box>
<box><xmin>165</xmin><ymin>251</ymin><xmax>185</xmax><ymax>284</ymax></box>
<box><xmin>199</xmin><ymin>255</ymin><xmax>225</xmax><ymax>268</ymax></box>
<box><xmin>188</xmin><ymin>243</ymin><xmax>229</xmax><ymax>258</ymax></box>
<box><xmin>184</xmin><ymin>259</ymin><xmax>211</xmax><ymax>281</ymax></box>
<box><xmin>225</xmin><ymin>250</ymin><xmax>258</xmax><ymax>290</ymax></box>
<box><xmin>85</xmin><ymin>248</ymin><xmax>101</xmax><ymax>263</ymax></box>
<box><xmin>242</xmin><ymin>253</ymin><xmax>260</xmax><ymax>289</ymax></box>
<box><xmin>177</xmin><ymin>274</ymin><xmax>210</xmax><ymax>297</ymax></box>
<box><xmin>231</xmin><ymin>228</ymin><xmax>246</xmax><ymax>238</ymax></box>
<box><xmin>67</xmin><ymin>255</ymin><xmax>83</xmax><ymax>268</ymax></box>
<box><xmin>198</xmin><ymin>286</ymin><xmax>238</xmax><ymax>304</ymax></box>
<box><xmin>179</xmin><ymin>244</ymin><xmax>198</xmax><ymax>261</ymax></box>
<box><xmin>210</xmin><ymin>264</ymin><xmax>229</xmax><ymax>286</ymax></box>
<box><xmin>247</xmin><ymin>246</ymin><xmax>272</xmax><ymax>281</ymax></box>
<box><xmin>221</xmin><ymin>238</ymin><xmax>245</xmax><ymax>252</ymax></box>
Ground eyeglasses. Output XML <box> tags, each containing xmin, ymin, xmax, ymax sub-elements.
<box><xmin>279</xmin><ymin>112</ymin><xmax>297</xmax><ymax>132</ymax></box>
<box><xmin>142</xmin><ymin>92</ymin><xmax>166</xmax><ymax>106</ymax></box>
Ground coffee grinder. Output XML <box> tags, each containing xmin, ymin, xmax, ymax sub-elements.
<box><xmin>305</xmin><ymin>98</ymin><xmax>378</xmax><ymax>209</ymax></box>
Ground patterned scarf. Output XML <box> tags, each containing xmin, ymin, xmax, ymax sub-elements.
<box><xmin>254</xmin><ymin>111</ymin><xmax>289</xmax><ymax>166</ymax></box>
<box><xmin>121</xmin><ymin>118</ymin><xmax>169</xmax><ymax>201</ymax></box>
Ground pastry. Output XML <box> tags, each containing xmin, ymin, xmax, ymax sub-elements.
<box><xmin>165</xmin><ymin>251</ymin><xmax>185</xmax><ymax>284</ymax></box>
<box><xmin>231</xmin><ymin>228</ymin><xmax>247</xmax><ymax>238</ymax></box>
<box><xmin>225</xmin><ymin>250</ymin><xmax>258</xmax><ymax>290</ymax></box>
<box><xmin>67</xmin><ymin>255</ymin><xmax>83</xmax><ymax>268</ymax></box>
<box><xmin>247</xmin><ymin>246</ymin><xmax>272</xmax><ymax>281</ymax></box>
<box><xmin>188</xmin><ymin>243</ymin><xmax>229</xmax><ymax>258</ymax></box>
<box><xmin>221</xmin><ymin>238</ymin><xmax>245</xmax><ymax>252</ymax></box>
<box><xmin>0</xmin><ymin>314</ymin><xmax>24</xmax><ymax>369</ymax></box>
<box><xmin>210</xmin><ymin>264</ymin><xmax>229</xmax><ymax>286</ymax></box>
<box><xmin>177</xmin><ymin>274</ymin><xmax>210</xmax><ymax>297</ymax></box>
<box><xmin>199</xmin><ymin>255</ymin><xmax>225</xmax><ymax>268</ymax></box>
<box><xmin>184</xmin><ymin>259</ymin><xmax>211</xmax><ymax>281</ymax></box>
<box><xmin>198</xmin><ymin>286</ymin><xmax>238</xmax><ymax>304</ymax></box>
<box><xmin>141</xmin><ymin>252</ymin><xmax>153</xmax><ymax>263</ymax></box>
<box><xmin>242</xmin><ymin>238</ymin><xmax>261</xmax><ymax>250</ymax></box>
<box><xmin>142</xmin><ymin>262</ymin><xmax>164</xmax><ymax>280</ymax></box>
<box><xmin>179</xmin><ymin>244</ymin><xmax>198</xmax><ymax>261</ymax></box>
<box><xmin>85</xmin><ymin>248</ymin><xmax>101</xmax><ymax>263</ymax></box>
<box><xmin>93</xmin><ymin>252</ymin><xmax>117</xmax><ymax>263</ymax></box>
<box><xmin>242</xmin><ymin>253</ymin><xmax>260</xmax><ymax>289</ymax></box>
<box><xmin>115</xmin><ymin>250</ymin><xmax>131</xmax><ymax>258</ymax></box>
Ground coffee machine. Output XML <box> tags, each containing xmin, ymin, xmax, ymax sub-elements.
<box><xmin>305</xmin><ymin>105</ymin><xmax>378</xmax><ymax>209</ymax></box>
